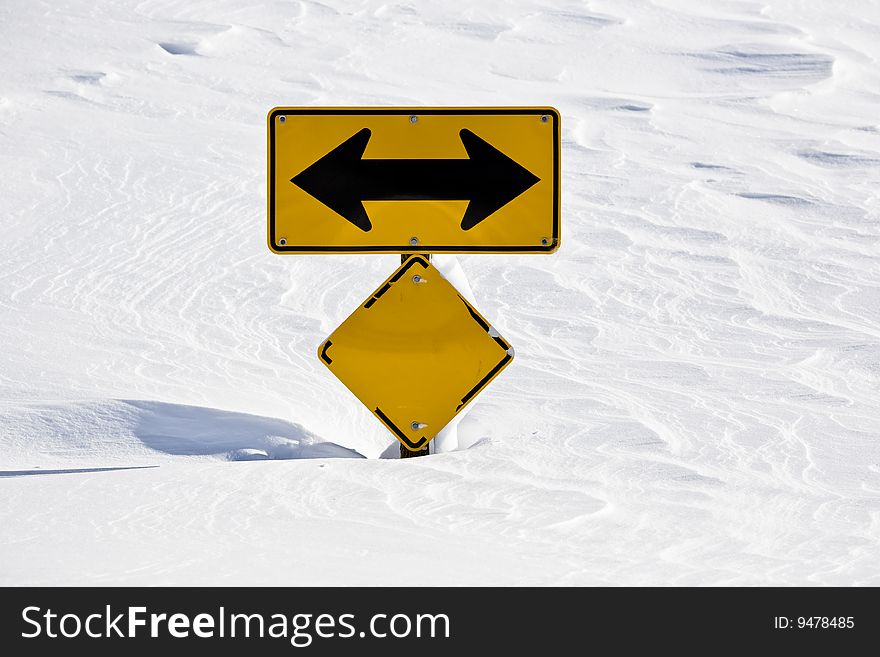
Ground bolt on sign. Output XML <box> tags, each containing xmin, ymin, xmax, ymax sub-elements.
<box><xmin>317</xmin><ymin>256</ymin><xmax>514</xmax><ymax>452</ymax></box>
<box><xmin>268</xmin><ymin>107</ymin><xmax>560</xmax><ymax>253</ymax></box>
<box><xmin>267</xmin><ymin>107</ymin><xmax>560</xmax><ymax>452</ymax></box>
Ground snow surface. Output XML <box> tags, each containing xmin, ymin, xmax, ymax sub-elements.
<box><xmin>2</xmin><ymin>0</ymin><xmax>880</xmax><ymax>585</ymax></box>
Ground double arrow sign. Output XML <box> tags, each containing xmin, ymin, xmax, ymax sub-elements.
<box><xmin>291</xmin><ymin>127</ymin><xmax>540</xmax><ymax>233</ymax></box>
<box><xmin>269</xmin><ymin>107</ymin><xmax>560</xmax><ymax>253</ymax></box>
<box><xmin>268</xmin><ymin>107</ymin><xmax>560</xmax><ymax>453</ymax></box>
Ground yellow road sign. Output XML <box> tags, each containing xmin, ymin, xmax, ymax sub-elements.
<box><xmin>268</xmin><ymin>107</ymin><xmax>560</xmax><ymax>254</ymax></box>
<box><xmin>318</xmin><ymin>256</ymin><xmax>514</xmax><ymax>451</ymax></box>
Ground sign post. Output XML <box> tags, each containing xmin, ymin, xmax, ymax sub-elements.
<box><xmin>268</xmin><ymin>107</ymin><xmax>560</xmax><ymax>457</ymax></box>
<box><xmin>400</xmin><ymin>253</ymin><xmax>430</xmax><ymax>459</ymax></box>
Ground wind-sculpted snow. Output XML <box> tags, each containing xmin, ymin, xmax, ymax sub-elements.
<box><xmin>0</xmin><ymin>0</ymin><xmax>878</xmax><ymax>585</ymax></box>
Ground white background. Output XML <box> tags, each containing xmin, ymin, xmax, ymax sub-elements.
<box><xmin>1</xmin><ymin>0</ymin><xmax>878</xmax><ymax>585</ymax></box>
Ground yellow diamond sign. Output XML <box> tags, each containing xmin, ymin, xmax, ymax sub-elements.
<box><xmin>318</xmin><ymin>256</ymin><xmax>513</xmax><ymax>451</ymax></box>
<box><xmin>268</xmin><ymin>107</ymin><xmax>560</xmax><ymax>254</ymax></box>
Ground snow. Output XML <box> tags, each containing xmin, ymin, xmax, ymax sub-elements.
<box><xmin>1</xmin><ymin>0</ymin><xmax>879</xmax><ymax>585</ymax></box>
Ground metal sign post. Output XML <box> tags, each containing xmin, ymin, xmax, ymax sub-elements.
<box><xmin>400</xmin><ymin>253</ymin><xmax>430</xmax><ymax>459</ymax></box>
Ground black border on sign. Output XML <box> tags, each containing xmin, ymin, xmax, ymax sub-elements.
<box><xmin>268</xmin><ymin>107</ymin><xmax>560</xmax><ymax>253</ymax></box>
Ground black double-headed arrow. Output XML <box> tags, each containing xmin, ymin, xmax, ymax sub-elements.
<box><xmin>291</xmin><ymin>128</ymin><xmax>540</xmax><ymax>232</ymax></box>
